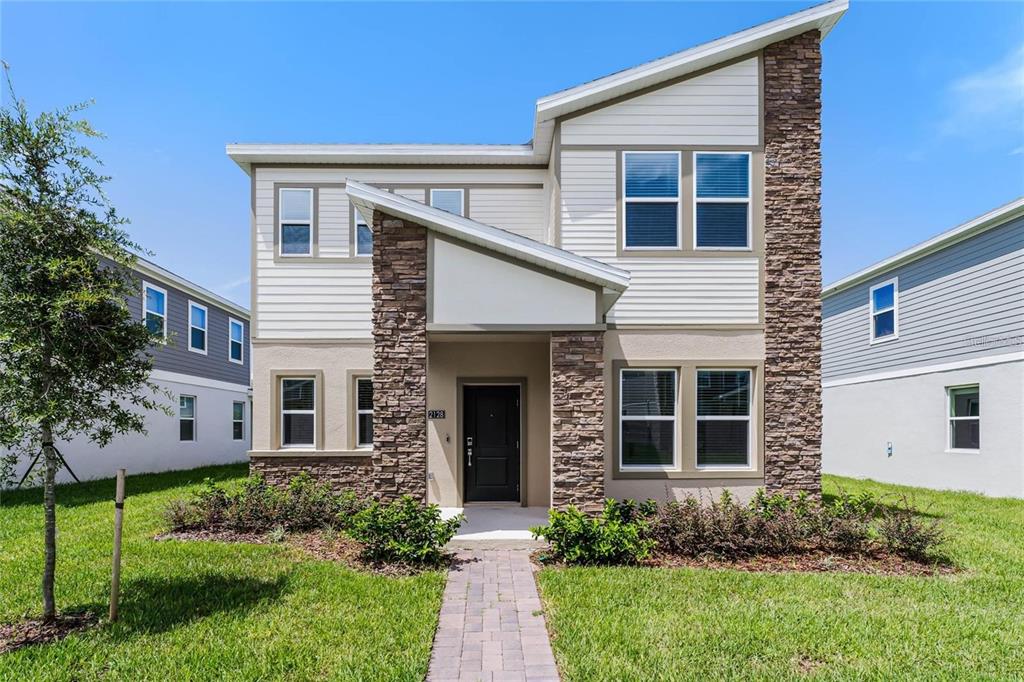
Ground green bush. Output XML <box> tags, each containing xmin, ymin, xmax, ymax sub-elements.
<box><xmin>877</xmin><ymin>497</ymin><xmax>944</xmax><ymax>560</ymax></box>
<box><xmin>532</xmin><ymin>499</ymin><xmax>656</xmax><ymax>565</ymax></box>
<box><xmin>348</xmin><ymin>496</ymin><xmax>463</xmax><ymax>566</ymax></box>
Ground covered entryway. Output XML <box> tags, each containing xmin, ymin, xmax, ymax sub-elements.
<box><xmin>463</xmin><ymin>384</ymin><xmax>521</xmax><ymax>502</ymax></box>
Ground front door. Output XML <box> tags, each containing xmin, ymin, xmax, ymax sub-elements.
<box><xmin>463</xmin><ymin>385</ymin><xmax>520</xmax><ymax>502</ymax></box>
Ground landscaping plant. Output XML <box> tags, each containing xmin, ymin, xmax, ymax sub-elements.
<box><xmin>532</xmin><ymin>499</ymin><xmax>657</xmax><ymax>565</ymax></box>
<box><xmin>347</xmin><ymin>496</ymin><xmax>463</xmax><ymax>567</ymax></box>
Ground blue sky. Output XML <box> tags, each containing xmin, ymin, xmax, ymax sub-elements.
<box><xmin>3</xmin><ymin>1</ymin><xmax>1022</xmax><ymax>307</ymax></box>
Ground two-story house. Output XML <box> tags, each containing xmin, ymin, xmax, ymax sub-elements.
<box><xmin>227</xmin><ymin>0</ymin><xmax>847</xmax><ymax>511</ymax></box>
<box><xmin>822</xmin><ymin>199</ymin><xmax>1024</xmax><ymax>498</ymax></box>
<box><xmin>10</xmin><ymin>256</ymin><xmax>252</xmax><ymax>485</ymax></box>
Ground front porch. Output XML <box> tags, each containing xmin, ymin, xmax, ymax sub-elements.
<box><xmin>440</xmin><ymin>504</ymin><xmax>550</xmax><ymax>543</ymax></box>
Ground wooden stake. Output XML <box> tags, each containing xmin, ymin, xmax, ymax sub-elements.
<box><xmin>109</xmin><ymin>469</ymin><xmax>126</xmax><ymax>622</ymax></box>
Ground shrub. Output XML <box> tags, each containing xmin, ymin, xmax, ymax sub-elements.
<box><xmin>348</xmin><ymin>496</ymin><xmax>463</xmax><ymax>566</ymax></box>
<box><xmin>877</xmin><ymin>497</ymin><xmax>944</xmax><ymax>560</ymax></box>
<box><xmin>532</xmin><ymin>499</ymin><xmax>656</xmax><ymax>565</ymax></box>
<box><xmin>811</xmin><ymin>490</ymin><xmax>877</xmax><ymax>555</ymax></box>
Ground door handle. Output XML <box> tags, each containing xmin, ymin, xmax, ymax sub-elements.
<box><xmin>467</xmin><ymin>448</ymin><xmax>473</xmax><ymax>467</ymax></box>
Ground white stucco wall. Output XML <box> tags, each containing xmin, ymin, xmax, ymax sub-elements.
<box><xmin>822</xmin><ymin>360</ymin><xmax>1024</xmax><ymax>498</ymax></box>
<box><xmin>7</xmin><ymin>376</ymin><xmax>251</xmax><ymax>486</ymax></box>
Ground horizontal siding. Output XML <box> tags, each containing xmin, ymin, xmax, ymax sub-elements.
<box><xmin>318</xmin><ymin>186</ymin><xmax>349</xmax><ymax>258</ymax></box>
<box><xmin>560</xmin><ymin>150</ymin><xmax>759</xmax><ymax>325</ymax></box>
<box><xmin>469</xmin><ymin>187</ymin><xmax>547</xmax><ymax>242</ymax></box>
<box><xmin>560</xmin><ymin>58</ymin><xmax>759</xmax><ymax>146</ymax></box>
<box><xmin>822</xmin><ymin>215</ymin><xmax>1024</xmax><ymax>380</ymax></box>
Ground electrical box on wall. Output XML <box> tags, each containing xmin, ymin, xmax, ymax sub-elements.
<box><xmin>887</xmin><ymin>442</ymin><xmax>893</xmax><ymax>457</ymax></box>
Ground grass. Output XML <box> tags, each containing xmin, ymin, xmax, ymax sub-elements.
<box><xmin>537</xmin><ymin>476</ymin><xmax>1024</xmax><ymax>681</ymax></box>
<box><xmin>0</xmin><ymin>464</ymin><xmax>445</xmax><ymax>681</ymax></box>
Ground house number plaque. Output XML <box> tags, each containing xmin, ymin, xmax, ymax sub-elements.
<box><xmin>427</xmin><ymin>410</ymin><xmax>446</xmax><ymax>419</ymax></box>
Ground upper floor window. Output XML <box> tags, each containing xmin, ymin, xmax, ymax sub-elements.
<box><xmin>619</xmin><ymin>368</ymin><xmax>677</xmax><ymax>470</ymax></box>
<box><xmin>623</xmin><ymin>152</ymin><xmax>680</xmax><ymax>249</ymax></box>
<box><xmin>355</xmin><ymin>208</ymin><xmax>373</xmax><ymax>257</ymax></box>
<box><xmin>696</xmin><ymin>369</ymin><xmax>752</xmax><ymax>468</ymax></box>
<box><xmin>694</xmin><ymin>152</ymin><xmax>750</xmax><ymax>249</ymax></box>
<box><xmin>869</xmin><ymin>279</ymin><xmax>898</xmax><ymax>342</ymax></box>
<box><xmin>280</xmin><ymin>188</ymin><xmax>313</xmax><ymax>256</ymax></box>
<box><xmin>228</xmin><ymin>318</ymin><xmax>244</xmax><ymax>364</ymax></box>
<box><xmin>430</xmin><ymin>188</ymin><xmax>464</xmax><ymax>216</ymax></box>
<box><xmin>947</xmin><ymin>385</ymin><xmax>979</xmax><ymax>452</ymax></box>
<box><xmin>143</xmin><ymin>281</ymin><xmax>167</xmax><ymax>339</ymax></box>
<box><xmin>188</xmin><ymin>301</ymin><xmax>207</xmax><ymax>354</ymax></box>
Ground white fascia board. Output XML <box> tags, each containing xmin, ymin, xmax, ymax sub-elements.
<box><xmin>133</xmin><ymin>255</ymin><xmax>250</xmax><ymax>320</ymax></box>
<box><xmin>532</xmin><ymin>0</ymin><xmax>848</xmax><ymax>126</ymax></box>
<box><xmin>823</xmin><ymin>197</ymin><xmax>1024</xmax><ymax>298</ymax></box>
<box><xmin>345</xmin><ymin>180</ymin><xmax>630</xmax><ymax>294</ymax></box>
<box><xmin>225</xmin><ymin>143</ymin><xmax>544</xmax><ymax>169</ymax></box>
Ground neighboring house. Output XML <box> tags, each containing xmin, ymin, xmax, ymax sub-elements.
<box><xmin>822</xmin><ymin>199</ymin><xmax>1024</xmax><ymax>498</ymax></box>
<box><xmin>227</xmin><ymin>1</ymin><xmax>848</xmax><ymax>511</ymax></box>
<box><xmin>9</xmin><ymin>257</ymin><xmax>253</xmax><ymax>485</ymax></box>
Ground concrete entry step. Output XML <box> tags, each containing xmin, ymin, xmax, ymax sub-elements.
<box><xmin>441</xmin><ymin>505</ymin><xmax>551</xmax><ymax>545</ymax></box>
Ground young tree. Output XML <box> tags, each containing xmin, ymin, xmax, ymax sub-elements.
<box><xmin>0</xmin><ymin>69</ymin><xmax>164</xmax><ymax>622</ymax></box>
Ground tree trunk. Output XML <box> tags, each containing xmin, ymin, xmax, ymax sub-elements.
<box><xmin>41</xmin><ymin>423</ymin><xmax>58</xmax><ymax>622</ymax></box>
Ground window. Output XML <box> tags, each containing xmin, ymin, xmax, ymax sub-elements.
<box><xmin>354</xmin><ymin>208</ymin><xmax>373</xmax><ymax>256</ymax></box>
<box><xmin>142</xmin><ymin>281</ymin><xmax>167</xmax><ymax>338</ymax></box>
<box><xmin>869</xmin><ymin>279</ymin><xmax>898</xmax><ymax>342</ymax></box>
<box><xmin>228</xmin><ymin>318</ymin><xmax>244</xmax><ymax>364</ymax></box>
<box><xmin>356</xmin><ymin>377</ymin><xmax>373</xmax><ymax>448</ymax></box>
<box><xmin>279</xmin><ymin>188</ymin><xmax>313</xmax><ymax>256</ymax></box>
<box><xmin>694</xmin><ymin>152</ymin><xmax>751</xmax><ymax>249</ymax></box>
<box><xmin>179</xmin><ymin>395</ymin><xmax>196</xmax><ymax>442</ymax></box>
<box><xmin>948</xmin><ymin>385</ymin><xmax>980</xmax><ymax>451</ymax></box>
<box><xmin>188</xmin><ymin>301</ymin><xmax>207</xmax><ymax>354</ymax></box>
<box><xmin>430</xmin><ymin>189</ymin><xmax>464</xmax><ymax>216</ymax></box>
<box><xmin>281</xmin><ymin>378</ymin><xmax>316</xmax><ymax>448</ymax></box>
<box><xmin>619</xmin><ymin>369</ymin><xmax>677</xmax><ymax>469</ymax></box>
<box><xmin>623</xmin><ymin>152</ymin><xmax>680</xmax><ymax>249</ymax></box>
<box><xmin>696</xmin><ymin>369</ymin><xmax>752</xmax><ymax>468</ymax></box>
<box><xmin>232</xmin><ymin>401</ymin><xmax>245</xmax><ymax>441</ymax></box>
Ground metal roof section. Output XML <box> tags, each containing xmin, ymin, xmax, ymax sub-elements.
<box><xmin>822</xmin><ymin>197</ymin><xmax>1024</xmax><ymax>297</ymax></box>
<box><xmin>226</xmin><ymin>1</ymin><xmax>847</xmax><ymax>170</ymax></box>
<box><xmin>345</xmin><ymin>180</ymin><xmax>630</xmax><ymax>303</ymax></box>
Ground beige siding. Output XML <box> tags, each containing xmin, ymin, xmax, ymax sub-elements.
<box><xmin>559</xmin><ymin>150</ymin><xmax>760</xmax><ymax>325</ymax></box>
<box><xmin>560</xmin><ymin>57</ymin><xmax>760</xmax><ymax>147</ymax></box>
<box><xmin>469</xmin><ymin>187</ymin><xmax>547</xmax><ymax>242</ymax></box>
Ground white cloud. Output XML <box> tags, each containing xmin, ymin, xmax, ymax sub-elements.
<box><xmin>217</xmin><ymin>275</ymin><xmax>250</xmax><ymax>292</ymax></box>
<box><xmin>940</xmin><ymin>44</ymin><xmax>1024</xmax><ymax>141</ymax></box>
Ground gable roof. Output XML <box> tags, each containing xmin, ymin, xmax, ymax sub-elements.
<box><xmin>227</xmin><ymin>0</ymin><xmax>847</xmax><ymax>170</ymax></box>
<box><xmin>345</xmin><ymin>180</ymin><xmax>630</xmax><ymax>299</ymax></box>
<box><xmin>822</xmin><ymin>197</ymin><xmax>1024</xmax><ymax>298</ymax></box>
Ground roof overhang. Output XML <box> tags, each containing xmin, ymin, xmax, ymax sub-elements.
<box><xmin>822</xmin><ymin>197</ymin><xmax>1024</xmax><ymax>297</ymax></box>
<box><xmin>346</xmin><ymin>180</ymin><xmax>629</xmax><ymax>310</ymax></box>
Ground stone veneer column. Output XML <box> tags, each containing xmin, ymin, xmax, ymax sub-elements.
<box><xmin>550</xmin><ymin>332</ymin><xmax>605</xmax><ymax>513</ymax></box>
<box><xmin>371</xmin><ymin>211</ymin><xmax>428</xmax><ymax>501</ymax></box>
<box><xmin>762</xmin><ymin>31</ymin><xmax>823</xmax><ymax>497</ymax></box>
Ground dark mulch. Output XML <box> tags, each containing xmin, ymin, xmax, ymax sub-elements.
<box><xmin>0</xmin><ymin>611</ymin><xmax>99</xmax><ymax>655</ymax></box>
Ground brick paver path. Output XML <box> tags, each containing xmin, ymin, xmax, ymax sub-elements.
<box><xmin>426</xmin><ymin>549</ymin><xmax>560</xmax><ymax>682</ymax></box>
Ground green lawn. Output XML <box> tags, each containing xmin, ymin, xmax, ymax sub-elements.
<box><xmin>538</xmin><ymin>476</ymin><xmax>1024</xmax><ymax>681</ymax></box>
<box><xmin>0</xmin><ymin>464</ymin><xmax>445</xmax><ymax>681</ymax></box>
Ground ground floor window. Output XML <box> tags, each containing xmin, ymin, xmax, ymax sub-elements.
<box><xmin>619</xmin><ymin>368</ymin><xmax>677</xmax><ymax>469</ymax></box>
<box><xmin>948</xmin><ymin>385</ymin><xmax>980</xmax><ymax>451</ymax></box>
<box><xmin>281</xmin><ymin>378</ymin><xmax>316</xmax><ymax>448</ymax></box>
<box><xmin>696</xmin><ymin>369</ymin><xmax>752</xmax><ymax>468</ymax></box>
<box><xmin>356</xmin><ymin>377</ymin><xmax>373</xmax><ymax>448</ymax></box>
<box><xmin>232</xmin><ymin>401</ymin><xmax>245</xmax><ymax>441</ymax></box>
<box><xmin>179</xmin><ymin>395</ymin><xmax>196</xmax><ymax>442</ymax></box>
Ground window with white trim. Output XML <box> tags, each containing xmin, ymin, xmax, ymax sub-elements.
<box><xmin>430</xmin><ymin>188</ymin><xmax>464</xmax><ymax>216</ymax></box>
<box><xmin>143</xmin><ymin>281</ymin><xmax>167</xmax><ymax>338</ymax></box>
<box><xmin>354</xmin><ymin>208</ymin><xmax>373</xmax><ymax>256</ymax></box>
<box><xmin>696</xmin><ymin>369</ymin><xmax>752</xmax><ymax>468</ymax></box>
<box><xmin>281</xmin><ymin>377</ymin><xmax>315</xmax><ymax>448</ymax></box>
<box><xmin>232</xmin><ymin>401</ymin><xmax>245</xmax><ymax>441</ymax></box>
<box><xmin>228</xmin><ymin>318</ymin><xmax>244</xmax><ymax>364</ymax></box>
<box><xmin>694</xmin><ymin>152</ymin><xmax>751</xmax><ymax>249</ymax></box>
<box><xmin>947</xmin><ymin>385</ymin><xmax>979</xmax><ymax>451</ymax></box>
<box><xmin>869</xmin><ymin>279</ymin><xmax>898</xmax><ymax>342</ymax></box>
<box><xmin>179</xmin><ymin>395</ymin><xmax>196</xmax><ymax>442</ymax></box>
<box><xmin>279</xmin><ymin>188</ymin><xmax>313</xmax><ymax>256</ymax></box>
<box><xmin>356</xmin><ymin>377</ymin><xmax>373</xmax><ymax>448</ymax></box>
<box><xmin>623</xmin><ymin>151</ymin><xmax>680</xmax><ymax>249</ymax></box>
<box><xmin>619</xmin><ymin>369</ymin><xmax>677</xmax><ymax>469</ymax></box>
<box><xmin>188</xmin><ymin>301</ymin><xmax>207</xmax><ymax>354</ymax></box>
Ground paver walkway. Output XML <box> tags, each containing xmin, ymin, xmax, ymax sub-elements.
<box><xmin>426</xmin><ymin>549</ymin><xmax>560</xmax><ymax>682</ymax></box>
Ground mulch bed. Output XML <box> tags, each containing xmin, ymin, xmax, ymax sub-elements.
<box><xmin>0</xmin><ymin>611</ymin><xmax>99</xmax><ymax>656</ymax></box>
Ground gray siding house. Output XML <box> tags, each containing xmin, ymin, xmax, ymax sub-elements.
<box><xmin>822</xmin><ymin>198</ymin><xmax>1024</xmax><ymax>498</ymax></box>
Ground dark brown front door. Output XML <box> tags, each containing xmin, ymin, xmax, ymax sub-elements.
<box><xmin>463</xmin><ymin>385</ymin><xmax>520</xmax><ymax>502</ymax></box>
